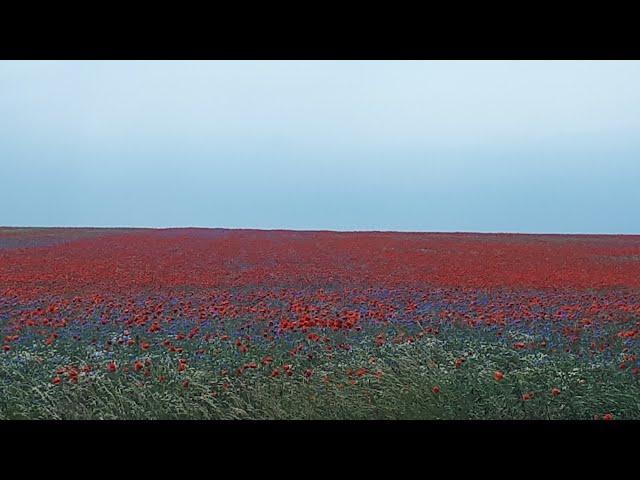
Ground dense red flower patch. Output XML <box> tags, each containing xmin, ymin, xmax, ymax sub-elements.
<box><xmin>3</xmin><ymin>229</ymin><xmax>640</xmax><ymax>299</ymax></box>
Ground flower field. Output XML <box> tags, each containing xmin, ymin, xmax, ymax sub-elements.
<box><xmin>1</xmin><ymin>227</ymin><xmax>640</xmax><ymax>419</ymax></box>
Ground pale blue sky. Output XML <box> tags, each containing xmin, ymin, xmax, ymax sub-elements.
<box><xmin>1</xmin><ymin>60</ymin><xmax>639</xmax><ymax>233</ymax></box>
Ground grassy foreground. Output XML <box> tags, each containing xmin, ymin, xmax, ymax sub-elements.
<box><xmin>2</xmin><ymin>325</ymin><xmax>638</xmax><ymax>420</ymax></box>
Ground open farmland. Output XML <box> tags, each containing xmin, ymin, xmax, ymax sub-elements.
<box><xmin>1</xmin><ymin>227</ymin><xmax>640</xmax><ymax>419</ymax></box>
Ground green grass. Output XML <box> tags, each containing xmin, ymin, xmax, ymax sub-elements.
<box><xmin>2</xmin><ymin>327</ymin><xmax>638</xmax><ymax>419</ymax></box>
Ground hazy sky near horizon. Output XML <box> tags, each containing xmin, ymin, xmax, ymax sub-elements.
<box><xmin>1</xmin><ymin>60</ymin><xmax>639</xmax><ymax>233</ymax></box>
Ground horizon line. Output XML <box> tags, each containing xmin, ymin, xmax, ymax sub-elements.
<box><xmin>2</xmin><ymin>225</ymin><xmax>639</xmax><ymax>236</ymax></box>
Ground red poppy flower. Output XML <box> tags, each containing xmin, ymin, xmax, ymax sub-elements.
<box><xmin>107</xmin><ymin>361</ymin><xmax>117</xmax><ymax>373</ymax></box>
<box><xmin>603</xmin><ymin>413</ymin><xmax>614</xmax><ymax>421</ymax></box>
<box><xmin>432</xmin><ymin>385</ymin><xmax>441</xmax><ymax>394</ymax></box>
<box><xmin>493</xmin><ymin>371</ymin><xmax>504</xmax><ymax>381</ymax></box>
<box><xmin>52</xmin><ymin>376</ymin><xmax>62</xmax><ymax>385</ymax></box>
<box><xmin>551</xmin><ymin>387</ymin><xmax>561</xmax><ymax>397</ymax></box>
